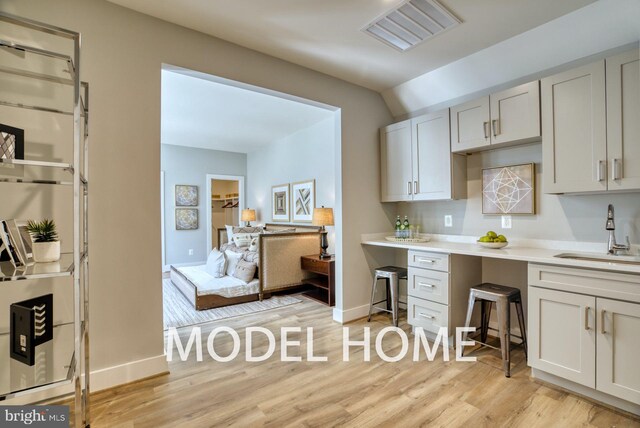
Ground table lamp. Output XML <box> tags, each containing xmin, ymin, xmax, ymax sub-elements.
<box><xmin>241</xmin><ymin>208</ymin><xmax>256</xmax><ymax>226</ymax></box>
<box><xmin>312</xmin><ymin>206</ymin><xmax>334</xmax><ymax>259</ymax></box>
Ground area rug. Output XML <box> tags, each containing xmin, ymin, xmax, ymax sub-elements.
<box><xmin>163</xmin><ymin>279</ymin><xmax>302</xmax><ymax>329</ymax></box>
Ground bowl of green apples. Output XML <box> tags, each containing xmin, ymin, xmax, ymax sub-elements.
<box><xmin>477</xmin><ymin>231</ymin><xmax>508</xmax><ymax>249</ymax></box>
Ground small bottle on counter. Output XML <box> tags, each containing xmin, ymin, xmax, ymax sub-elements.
<box><xmin>403</xmin><ymin>216</ymin><xmax>410</xmax><ymax>239</ymax></box>
<box><xmin>395</xmin><ymin>216</ymin><xmax>401</xmax><ymax>238</ymax></box>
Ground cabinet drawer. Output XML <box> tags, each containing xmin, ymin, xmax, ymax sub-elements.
<box><xmin>408</xmin><ymin>296</ymin><xmax>449</xmax><ymax>334</ymax></box>
<box><xmin>529</xmin><ymin>264</ymin><xmax>640</xmax><ymax>303</ymax></box>
<box><xmin>408</xmin><ymin>267</ymin><xmax>449</xmax><ymax>305</ymax></box>
<box><xmin>408</xmin><ymin>251</ymin><xmax>449</xmax><ymax>272</ymax></box>
<box><xmin>301</xmin><ymin>257</ymin><xmax>330</xmax><ymax>275</ymax></box>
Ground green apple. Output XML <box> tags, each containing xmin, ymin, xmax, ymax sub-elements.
<box><xmin>487</xmin><ymin>231</ymin><xmax>498</xmax><ymax>238</ymax></box>
<box><xmin>497</xmin><ymin>235</ymin><xmax>507</xmax><ymax>242</ymax></box>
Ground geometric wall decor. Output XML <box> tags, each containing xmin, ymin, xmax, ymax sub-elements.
<box><xmin>271</xmin><ymin>183</ymin><xmax>290</xmax><ymax>222</ymax></box>
<box><xmin>175</xmin><ymin>208</ymin><xmax>199</xmax><ymax>230</ymax></box>
<box><xmin>482</xmin><ymin>163</ymin><xmax>535</xmax><ymax>214</ymax></box>
<box><xmin>291</xmin><ymin>179</ymin><xmax>315</xmax><ymax>223</ymax></box>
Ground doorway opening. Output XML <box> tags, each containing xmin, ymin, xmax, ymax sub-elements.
<box><xmin>206</xmin><ymin>175</ymin><xmax>245</xmax><ymax>252</ymax></box>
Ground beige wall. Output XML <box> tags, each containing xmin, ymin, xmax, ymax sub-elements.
<box><xmin>2</xmin><ymin>0</ymin><xmax>393</xmax><ymax>388</ymax></box>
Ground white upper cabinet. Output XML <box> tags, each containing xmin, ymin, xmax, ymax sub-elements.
<box><xmin>380</xmin><ymin>119</ymin><xmax>413</xmax><ymax>202</ymax></box>
<box><xmin>450</xmin><ymin>96</ymin><xmax>491</xmax><ymax>152</ymax></box>
<box><xmin>490</xmin><ymin>81</ymin><xmax>541</xmax><ymax>146</ymax></box>
<box><xmin>543</xmin><ymin>49</ymin><xmax>640</xmax><ymax>194</ymax></box>
<box><xmin>542</xmin><ymin>60</ymin><xmax>607</xmax><ymax>194</ymax></box>
<box><xmin>451</xmin><ymin>81</ymin><xmax>541</xmax><ymax>153</ymax></box>
<box><xmin>381</xmin><ymin>110</ymin><xmax>466</xmax><ymax>202</ymax></box>
<box><xmin>606</xmin><ymin>49</ymin><xmax>640</xmax><ymax>191</ymax></box>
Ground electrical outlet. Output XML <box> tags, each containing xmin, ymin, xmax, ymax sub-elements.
<box><xmin>188</xmin><ymin>249</ymin><xmax>194</xmax><ymax>256</ymax></box>
<box><xmin>501</xmin><ymin>215</ymin><xmax>512</xmax><ymax>229</ymax></box>
<box><xmin>444</xmin><ymin>215</ymin><xmax>453</xmax><ymax>228</ymax></box>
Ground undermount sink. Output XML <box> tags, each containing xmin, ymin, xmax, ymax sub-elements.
<box><xmin>554</xmin><ymin>252</ymin><xmax>640</xmax><ymax>265</ymax></box>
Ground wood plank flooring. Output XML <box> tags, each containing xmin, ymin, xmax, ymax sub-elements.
<box><xmin>82</xmin><ymin>297</ymin><xmax>639</xmax><ymax>427</ymax></box>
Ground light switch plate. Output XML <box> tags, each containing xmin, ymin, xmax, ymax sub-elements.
<box><xmin>501</xmin><ymin>215</ymin><xmax>512</xmax><ymax>229</ymax></box>
<box><xmin>188</xmin><ymin>249</ymin><xmax>194</xmax><ymax>256</ymax></box>
<box><xmin>444</xmin><ymin>215</ymin><xmax>453</xmax><ymax>228</ymax></box>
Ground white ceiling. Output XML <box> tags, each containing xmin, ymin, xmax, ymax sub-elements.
<box><xmin>161</xmin><ymin>69</ymin><xmax>334</xmax><ymax>153</ymax></box>
<box><xmin>108</xmin><ymin>0</ymin><xmax>596</xmax><ymax>91</ymax></box>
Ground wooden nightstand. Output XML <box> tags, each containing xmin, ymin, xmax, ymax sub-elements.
<box><xmin>300</xmin><ymin>255</ymin><xmax>335</xmax><ymax>306</ymax></box>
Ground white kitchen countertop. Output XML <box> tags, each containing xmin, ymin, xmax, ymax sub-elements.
<box><xmin>361</xmin><ymin>233</ymin><xmax>640</xmax><ymax>275</ymax></box>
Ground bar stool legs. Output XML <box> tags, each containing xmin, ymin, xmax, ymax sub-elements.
<box><xmin>462</xmin><ymin>283</ymin><xmax>528</xmax><ymax>378</ymax></box>
<box><xmin>367</xmin><ymin>266</ymin><xmax>407</xmax><ymax>327</ymax></box>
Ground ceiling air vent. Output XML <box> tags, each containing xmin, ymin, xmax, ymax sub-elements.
<box><xmin>363</xmin><ymin>0</ymin><xmax>460</xmax><ymax>52</ymax></box>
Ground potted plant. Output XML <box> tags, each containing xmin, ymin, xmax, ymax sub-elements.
<box><xmin>26</xmin><ymin>219</ymin><xmax>60</xmax><ymax>263</ymax></box>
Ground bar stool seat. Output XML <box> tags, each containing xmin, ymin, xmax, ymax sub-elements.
<box><xmin>367</xmin><ymin>266</ymin><xmax>407</xmax><ymax>327</ymax></box>
<box><xmin>462</xmin><ymin>283</ymin><xmax>528</xmax><ymax>378</ymax></box>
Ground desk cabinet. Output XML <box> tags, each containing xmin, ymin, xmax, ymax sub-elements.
<box><xmin>407</xmin><ymin>251</ymin><xmax>481</xmax><ymax>338</ymax></box>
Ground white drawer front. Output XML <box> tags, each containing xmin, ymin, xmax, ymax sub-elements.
<box><xmin>408</xmin><ymin>250</ymin><xmax>449</xmax><ymax>272</ymax></box>
<box><xmin>408</xmin><ymin>296</ymin><xmax>449</xmax><ymax>334</ymax></box>
<box><xmin>408</xmin><ymin>267</ymin><xmax>449</xmax><ymax>305</ymax></box>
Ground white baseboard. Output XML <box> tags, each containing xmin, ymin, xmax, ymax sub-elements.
<box><xmin>5</xmin><ymin>354</ymin><xmax>169</xmax><ymax>405</ymax></box>
<box><xmin>333</xmin><ymin>300</ymin><xmax>408</xmax><ymax>324</ymax></box>
<box><xmin>91</xmin><ymin>354</ymin><xmax>168</xmax><ymax>392</ymax></box>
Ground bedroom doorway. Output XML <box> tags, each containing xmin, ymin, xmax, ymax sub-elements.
<box><xmin>206</xmin><ymin>174</ymin><xmax>245</xmax><ymax>252</ymax></box>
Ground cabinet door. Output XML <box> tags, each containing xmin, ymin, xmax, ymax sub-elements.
<box><xmin>450</xmin><ymin>96</ymin><xmax>490</xmax><ymax>153</ymax></box>
<box><xmin>412</xmin><ymin>110</ymin><xmax>453</xmax><ymax>201</ymax></box>
<box><xmin>380</xmin><ymin>120</ymin><xmax>413</xmax><ymax>202</ymax></box>
<box><xmin>528</xmin><ymin>287</ymin><xmax>596</xmax><ymax>387</ymax></box>
<box><xmin>542</xmin><ymin>61</ymin><xmax>607</xmax><ymax>194</ymax></box>
<box><xmin>607</xmin><ymin>50</ymin><xmax>640</xmax><ymax>191</ymax></box>
<box><xmin>490</xmin><ymin>81</ymin><xmax>540</xmax><ymax>146</ymax></box>
<box><xmin>596</xmin><ymin>298</ymin><xmax>640</xmax><ymax>404</ymax></box>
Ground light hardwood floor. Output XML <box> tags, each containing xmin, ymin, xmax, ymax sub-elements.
<box><xmin>83</xmin><ymin>297</ymin><xmax>639</xmax><ymax>427</ymax></box>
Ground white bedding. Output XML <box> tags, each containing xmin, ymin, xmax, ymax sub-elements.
<box><xmin>176</xmin><ymin>264</ymin><xmax>259</xmax><ymax>298</ymax></box>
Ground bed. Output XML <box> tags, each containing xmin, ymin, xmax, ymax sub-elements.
<box><xmin>170</xmin><ymin>224</ymin><xmax>321</xmax><ymax>310</ymax></box>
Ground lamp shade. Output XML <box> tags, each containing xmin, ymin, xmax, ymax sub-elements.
<box><xmin>241</xmin><ymin>209</ymin><xmax>256</xmax><ymax>222</ymax></box>
<box><xmin>312</xmin><ymin>207</ymin><xmax>334</xmax><ymax>226</ymax></box>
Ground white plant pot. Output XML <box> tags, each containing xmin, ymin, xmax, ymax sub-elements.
<box><xmin>32</xmin><ymin>241</ymin><xmax>61</xmax><ymax>263</ymax></box>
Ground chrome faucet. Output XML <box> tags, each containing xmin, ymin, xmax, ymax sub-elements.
<box><xmin>606</xmin><ymin>204</ymin><xmax>630</xmax><ymax>255</ymax></box>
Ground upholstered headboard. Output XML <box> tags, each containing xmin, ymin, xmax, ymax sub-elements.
<box><xmin>217</xmin><ymin>223</ymin><xmax>320</xmax><ymax>247</ymax></box>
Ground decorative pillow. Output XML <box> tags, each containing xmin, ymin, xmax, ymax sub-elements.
<box><xmin>233</xmin><ymin>259</ymin><xmax>257</xmax><ymax>283</ymax></box>
<box><xmin>225</xmin><ymin>250</ymin><xmax>243</xmax><ymax>276</ymax></box>
<box><xmin>243</xmin><ymin>250</ymin><xmax>259</xmax><ymax>266</ymax></box>
<box><xmin>232</xmin><ymin>226</ymin><xmax>263</xmax><ymax>235</ymax></box>
<box><xmin>248</xmin><ymin>236</ymin><xmax>259</xmax><ymax>252</ymax></box>
<box><xmin>225</xmin><ymin>225</ymin><xmax>235</xmax><ymax>244</ymax></box>
<box><xmin>220</xmin><ymin>243</ymin><xmax>245</xmax><ymax>254</ymax></box>
<box><xmin>205</xmin><ymin>248</ymin><xmax>226</xmax><ymax>278</ymax></box>
<box><xmin>233</xmin><ymin>233</ymin><xmax>253</xmax><ymax>248</ymax></box>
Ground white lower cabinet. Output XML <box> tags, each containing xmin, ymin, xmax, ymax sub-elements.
<box><xmin>529</xmin><ymin>264</ymin><xmax>640</xmax><ymax>405</ymax></box>
<box><xmin>529</xmin><ymin>287</ymin><xmax>596</xmax><ymax>387</ymax></box>
<box><xmin>596</xmin><ymin>298</ymin><xmax>640</xmax><ymax>404</ymax></box>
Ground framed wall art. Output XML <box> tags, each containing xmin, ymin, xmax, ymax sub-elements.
<box><xmin>175</xmin><ymin>184</ymin><xmax>198</xmax><ymax>206</ymax></box>
<box><xmin>0</xmin><ymin>123</ymin><xmax>25</xmax><ymax>161</ymax></box>
<box><xmin>482</xmin><ymin>163</ymin><xmax>535</xmax><ymax>215</ymax></box>
<box><xmin>271</xmin><ymin>184</ymin><xmax>290</xmax><ymax>222</ymax></box>
<box><xmin>175</xmin><ymin>208</ymin><xmax>199</xmax><ymax>230</ymax></box>
<box><xmin>291</xmin><ymin>179</ymin><xmax>315</xmax><ymax>223</ymax></box>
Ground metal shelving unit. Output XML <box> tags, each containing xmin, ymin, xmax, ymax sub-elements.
<box><xmin>0</xmin><ymin>12</ymin><xmax>89</xmax><ymax>427</ymax></box>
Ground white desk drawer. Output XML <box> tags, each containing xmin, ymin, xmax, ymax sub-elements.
<box><xmin>408</xmin><ymin>250</ymin><xmax>449</xmax><ymax>272</ymax></box>
<box><xmin>408</xmin><ymin>267</ymin><xmax>449</xmax><ymax>305</ymax></box>
<box><xmin>408</xmin><ymin>296</ymin><xmax>449</xmax><ymax>334</ymax></box>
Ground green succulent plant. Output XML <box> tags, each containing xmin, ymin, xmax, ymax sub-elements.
<box><xmin>26</xmin><ymin>219</ymin><xmax>59</xmax><ymax>243</ymax></box>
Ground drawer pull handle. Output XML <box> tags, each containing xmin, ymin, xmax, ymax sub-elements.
<box><xmin>418</xmin><ymin>313</ymin><xmax>435</xmax><ymax>320</ymax></box>
<box><xmin>584</xmin><ymin>306</ymin><xmax>590</xmax><ymax>330</ymax></box>
<box><xmin>418</xmin><ymin>282</ymin><xmax>434</xmax><ymax>288</ymax></box>
<box><xmin>600</xmin><ymin>309</ymin><xmax>606</xmax><ymax>334</ymax></box>
<box><xmin>417</xmin><ymin>258</ymin><xmax>435</xmax><ymax>264</ymax></box>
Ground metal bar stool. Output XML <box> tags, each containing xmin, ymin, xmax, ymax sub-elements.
<box><xmin>462</xmin><ymin>283</ymin><xmax>528</xmax><ymax>377</ymax></box>
<box><xmin>367</xmin><ymin>266</ymin><xmax>407</xmax><ymax>327</ymax></box>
